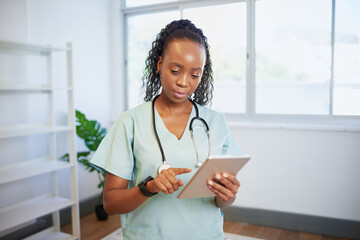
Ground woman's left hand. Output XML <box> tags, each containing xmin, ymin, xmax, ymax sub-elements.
<box><xmin>207</xmin><ymin>172</ymin><xmax>240</xmax><ymax>202</ymax></box>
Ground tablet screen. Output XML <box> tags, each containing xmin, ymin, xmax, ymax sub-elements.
<box><xmin>177</xmin><ymin>155</ymin><xmax>250</xmax><ymax>199</ymax></box>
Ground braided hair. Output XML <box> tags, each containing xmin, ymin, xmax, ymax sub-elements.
<box><xmin>141</xmin><ymin>19</ymin><xmax>214</xmax><ymax>106</ymax></box>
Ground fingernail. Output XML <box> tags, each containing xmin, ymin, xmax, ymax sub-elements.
<box><xmin>216</xmin><ymin>174</ymin><xmax>221</xmax><ymax>180</ymax></box>
<box><xmin>208</xmin><ymin>180</ymin><xmax>213</xmax><ymax>185</ymax></box>
<box><xmin>223</xmin><ymin>173</ymin><xmax>228</xmax><ymax>178</ymax></box>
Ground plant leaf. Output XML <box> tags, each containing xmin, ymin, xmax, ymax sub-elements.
<box><xmin>75</xmin><ymin>110</ymin><xmax>107</xmax><ymax>151</ymax></box>
<box><xmin>61</xmin><ymin>110</ymin><xmax>108</xmax><ymax>193</ymax></box>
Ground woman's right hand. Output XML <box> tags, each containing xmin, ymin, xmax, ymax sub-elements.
<box><xmin>147</xmin><ymin>168</ymin><xmax>192</xmax><ymax>194</ymax></box>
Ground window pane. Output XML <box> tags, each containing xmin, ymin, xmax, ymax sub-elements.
<box><xmin>125</xmin><ymin>0</ymin><xmax>177</xmax><ymax>8</ymax></box>
<box><xmin>255</xmin><ymin>0</ymin><xmax>332</xmax><ymax>115</ymax></box>
<box><xmin>333</xmin><ymin>0</ymin><xmax>360</xmax><ymax>116</ymax></box>
<box><xmin>127</xmin><ymin>11</ymin><xmax>180</xmax><ymax>109</ymax></box>
<box><xmin>183</xmin><ymin>3</ymin><xmax>247</xmax><ymax>113</ymax></box>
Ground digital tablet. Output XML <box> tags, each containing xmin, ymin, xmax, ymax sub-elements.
<box><xmin>177</xmin><ymin>155</ymin><xmax>250</xmax><ymax>199</ymax></box>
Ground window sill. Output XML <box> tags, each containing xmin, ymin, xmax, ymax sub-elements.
<box><xmin>227</xmin><ymin>121</ymin><xmax>360</xmax><ymax>132</ymax></box>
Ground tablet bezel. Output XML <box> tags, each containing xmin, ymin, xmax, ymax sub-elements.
<box><xmin>177</xmin><ymin>155</ymin><xmax>250</xmax><ymax>199</ymax></box>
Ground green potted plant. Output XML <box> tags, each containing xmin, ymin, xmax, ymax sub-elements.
<box><xmin>60</xmin><ymin>110</ymin><xmax>108</xmax><ymax>220</ymax></box>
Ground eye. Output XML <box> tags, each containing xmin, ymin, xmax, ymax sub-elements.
<box><xmin>171</xmin><ymin>69</ymin><xmax>180</xmax><ymax>75</ymax></box>
<box><xmin>192</xmin><ymin>74</ymin><xmax>201</xmax><ymax>79</ymax></box>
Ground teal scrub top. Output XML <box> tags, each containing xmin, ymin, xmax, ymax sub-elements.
<box><xmin>91</xmin><ymin>101</ymin><xmax>242</xmax><ymax>240</ymax></box>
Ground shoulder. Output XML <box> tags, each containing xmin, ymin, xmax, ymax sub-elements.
<box><xmin>197</xmin><ymin>104</ymin><xmax>226</xmax><ymax>122</ymax></box>
<box><xmin>112</xmin><ymin>102</ymin><xmax>152</xmax><ymax>128</ymax></box>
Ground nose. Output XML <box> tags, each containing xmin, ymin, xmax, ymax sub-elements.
<box><xmin>176</xmin><ymin>74</ymin><xmax>189</xmax><ymax>88</ymax></box>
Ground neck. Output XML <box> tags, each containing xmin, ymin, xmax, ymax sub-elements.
<box><xmin>155</xmin><ymin>94</ymin><xmax>193</xmax><ymax>115</ymax></box>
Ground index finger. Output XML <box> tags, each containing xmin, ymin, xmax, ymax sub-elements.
<box><xmin>171</xmin><ymin>168</ymin><xmax>192</xmax><ymax>175</ymax></box>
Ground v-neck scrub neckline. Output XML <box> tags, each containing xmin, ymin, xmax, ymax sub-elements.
<box><xmin>153</xmin><ymin>104</ymin><xmax>195</xmax><ymax>142</ymax></box>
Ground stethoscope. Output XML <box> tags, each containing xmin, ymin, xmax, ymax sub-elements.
<box><xmin>152</xmin><ymin>95</ymin><xmax>211</xmax><ymax>174</ymax></box>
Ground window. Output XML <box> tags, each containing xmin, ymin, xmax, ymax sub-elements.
<box><xmin>183</xmin><ymin>3</ymin><xmax>247</xmax><ymax>113</ymax></box>
<box><xmin>255</xmin><ymin>0</ymin><xmax>332</xmax><ymax>115</ymax></box>
<box><xmin>125</xmin><ymin>0</ymin><xmax>178</xmax><ymax>8</ymax></box>
<box><xmin>125</xmin><ymin>2</ymin><xmax>246</xmax><ymax>113</ymax></box>
<box><xmin>123</xmin><ymin>0</ymin><xmax>360</xmax><ymax>126</ymax></box>
<box><xmin>127</xmin><ymin>11</ymin><xmax>180</xmax><ymax>109</ymax></box>
<box><xmin>333</xmin><ymin>0</ymin><xmax>360</xmax><ymax>115</ymax></box>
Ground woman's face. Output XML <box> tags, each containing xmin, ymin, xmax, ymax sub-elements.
<box><xmin>157</xmin><ymin>39</ymin><xmax>206</xmax><ymax>104</ymax></box>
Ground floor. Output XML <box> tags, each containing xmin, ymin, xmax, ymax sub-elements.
<box><xmin>61</xmin><ymin>212</ymin><xmax>350</xmax><ymax>240</ymax></box>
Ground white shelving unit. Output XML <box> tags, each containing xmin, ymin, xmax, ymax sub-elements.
<box><xmin>0</xmin><ymin>40</ymin><xmax>80</xmax><ymax>239</ymax></box>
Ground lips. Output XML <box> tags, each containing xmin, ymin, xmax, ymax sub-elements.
<box><xmin>173</xmin><ymin>90</ymin><xmax>187</xmax><ymax>99</ymax></box>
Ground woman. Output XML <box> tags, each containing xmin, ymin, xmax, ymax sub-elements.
<box><xmin>91</xmin><ymin>19</ymin><xmax>243</xmax><ymax>240</ymax></box>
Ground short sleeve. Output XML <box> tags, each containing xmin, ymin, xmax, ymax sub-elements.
<box><xmin>90</xmin><ymin>116</ymin><xmax>135</xmax><ymax>180</ymax></box>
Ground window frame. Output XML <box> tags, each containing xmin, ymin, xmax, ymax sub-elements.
<box><xmin>121</xmin><ymin>0</ymin><xmax>360</xmax><ymax>131</ymax></box>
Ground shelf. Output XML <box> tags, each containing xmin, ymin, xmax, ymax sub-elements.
<box><xmin>0</xmin><ymin>40</ymin><xmax>69</xmax><ymax>53</ymax></box>
<box><xmin>0</xmin><ymin>158</ymin><xmax>74</xmax><ymax>185</ymax></box>
<box><xmin>24</xmin><ymin>230</ymin><xmax>76</xmax><ymax>240</ymax></box>
<box><xmin>0</xmin><ymin>125</ymin><xmax>72</xmax><ymax>139</ymax></box>
<box><xmin>0</xmin><ymin>40</ymin><xmax>80</xmax><ymax>238</ymax></box>
<box><xmin>0</xmin><ymin>195</ymin><xmax>75</xmax><ymax>232</ymax></box>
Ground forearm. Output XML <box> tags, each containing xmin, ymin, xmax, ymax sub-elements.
<box><xmin>103</xmin><ymin>186</ymin><xmax>148</xmax><ymax>215</ymax></box>
<box><xmin>215</xmin><ymin>195</ymin><xmax>236</xmax><ymax>209</ymax></box>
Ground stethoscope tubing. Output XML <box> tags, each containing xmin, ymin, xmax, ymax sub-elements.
<box><xmin>152</xmin><ymin>95</ymin><xmax>210</xmax><ymax>171</ymax></box>
<box><xmin>152</xmin><ymin>96</ymin><xmax>167</xmax><ymax>164</ymax></box>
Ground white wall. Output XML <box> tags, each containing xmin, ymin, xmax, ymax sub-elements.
<box><xmin>27</xmin><ymin>0</ymin><xmax>112</xmax><ymax>125</ymax></box>
<box><xmin>0</xmin><ymin>0</ymin><xmax>112</xmax><ymax>203</ymax></box>
<box><xmin>0</xmin><ymin>0</ymin><xmax>27</xmax><ymax>41</ymax></box>
<box><xmin>230</xmin><ymin>125</ymin><xmax>360</xmax><ymax>221</ymax></box>
<box><xmin>27</xmin><ymin>0</ymin><xmax>112</xmax><ymax>200</ymax></box>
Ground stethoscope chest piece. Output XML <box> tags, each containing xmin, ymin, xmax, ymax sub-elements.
<box><xmin>158</xmin><ymin>162</ymin><xmax>172</xmax><ymax>174</ymax></box>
